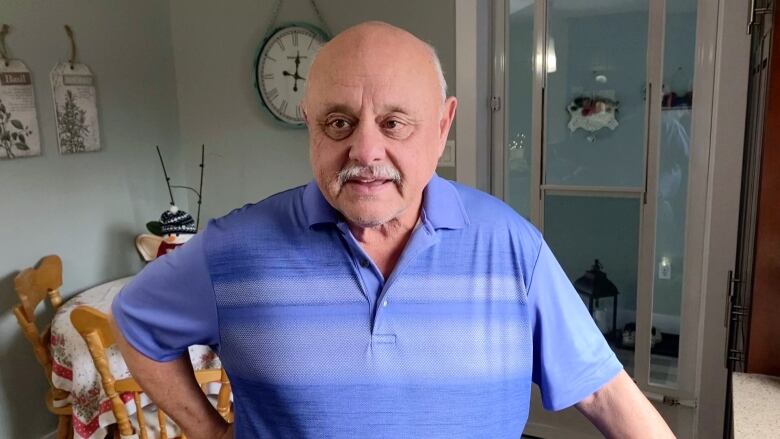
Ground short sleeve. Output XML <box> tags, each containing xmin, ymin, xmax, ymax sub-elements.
<box><xmin>111</xmin><ymin>227</ymin><xmax>219</xmax><ymax>362</ymax></box>
<box><xmin>528</xmin><ymin>241</ymin><xmax>623</xmax><ymax>411</ymax></box>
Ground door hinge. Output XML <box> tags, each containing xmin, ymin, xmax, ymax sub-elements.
<box><xmin>749</xmin><ymin>0</ymin><xmax>775</xmax><ymax>34</ymax></box>
<box><xmin>645</xmin><ymin>391</ymin><xmax>698</xmax><ymax>408</ymax></box>
<box><xmin>662</xmin><ymin>395</ymin><xmax>697</xmax><ymax>408</ymax></box>
<box><xmin>663</xmin><ymin>396</ymin><xmax>680</xmax><ymax>406</ymax></box>
<box><xmin>490</xmin><ymin>96</ymin><xmax>502</xmax><ymax>111</ymax></box>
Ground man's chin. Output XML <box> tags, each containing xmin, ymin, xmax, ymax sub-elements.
<box><xmin>343</xmin><ymin>212</ymin><xmax>394</xmax><ymax>228</ymax></box>
<box><xmin>339</xmin><ymin>205</ymin><xmax>400</xmax><ymax>228</ymax></box>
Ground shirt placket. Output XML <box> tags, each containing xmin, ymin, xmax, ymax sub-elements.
<box><xmin>335</xmin><ymin>223</ymin><xmax>384</xmax><ymax>311</ymax></box>
<box><xmin>335</xmin><ymin>218</ymin><xmax>440</xmax><ymax>338</ymax></box>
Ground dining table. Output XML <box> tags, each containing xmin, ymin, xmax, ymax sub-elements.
<box><xmin>49</xmin><ymin>276</ymin><xmax>222</xmax><ymax>439</ymax></box>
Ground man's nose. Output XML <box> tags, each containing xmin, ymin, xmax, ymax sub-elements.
<box><xmin>348</xmin><ymin>122</ymin><xmax>386</xmax><ymax>165</ymax></box>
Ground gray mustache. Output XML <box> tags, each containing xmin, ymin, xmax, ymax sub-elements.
<box><xmin>337</xmin><ymin>164</ymin><xmax>402</xmax><ymax>186</ymax></box>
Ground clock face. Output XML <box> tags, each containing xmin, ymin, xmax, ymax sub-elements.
<box><xmin>255</xmin><ymin>25</ymin><xmax>327</xmax><ymax>126</ymax></box>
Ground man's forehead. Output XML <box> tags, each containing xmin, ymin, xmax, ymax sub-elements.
<box><xmin>304</xmin><ymin>23</ymin><xmax>442</xmax><ymax>115</ymax></box>
<box><xmin>315</xmin><ymin>58</ymin><xmax>427</xmax><ymax>89</ymax></box>
<box><xmin>308</xmin><ymin>75</ymin><xmax>427</xmax><ymax>113</ymax></box>
<box><xmin>316</xmin><ymin>101</ymin><xmax>412</xmax><ymax>116</ymax></box>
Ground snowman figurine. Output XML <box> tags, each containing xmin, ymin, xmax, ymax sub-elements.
<box><xmin>155</xmin><ymin>205</ymin><xmax>197</xmax><ymax>257</ymax></box>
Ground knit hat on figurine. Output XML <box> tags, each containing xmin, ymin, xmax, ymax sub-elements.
<box><xmin>159</xmin><ymin>205</ymin><xmax>196</xmax><ymax>235</ymax></box>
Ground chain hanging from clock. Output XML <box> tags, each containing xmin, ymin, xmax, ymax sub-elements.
<box><xmin>254</xmin><ymin>0</ymin><xmax>331</xmax><ymax>127</ymax></box>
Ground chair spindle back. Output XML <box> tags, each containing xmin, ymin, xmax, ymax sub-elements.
<box><xmin>71</xmin><ymin>306</ymin><xmax>232</xmax><ymax>439</ymax></box>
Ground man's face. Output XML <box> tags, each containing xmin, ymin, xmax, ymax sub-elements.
<box><xmin>303</xmin><ymin>26</ymin><xmax>457</xmax><ymax>228</ymax></box>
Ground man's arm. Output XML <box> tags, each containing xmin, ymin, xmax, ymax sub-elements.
<box><xmin>575</xmin><ymin>370</ymin><xmax>675</xmax><ymax>438</ymax></box>
<box><xmin>110</xmin><ymin>314</ymin><xmax>232</xmax><ymax>439</ymax></box>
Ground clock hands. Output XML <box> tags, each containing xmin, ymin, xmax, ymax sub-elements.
<box><xmin>284</xmin><ymin>50</ymin><xmax>306</xmax><ymax>92</ymax></box>
<box><xmin>282</xmin><ymin>70</ymin><xmax>305</xmax><ymax>92</ymax></box>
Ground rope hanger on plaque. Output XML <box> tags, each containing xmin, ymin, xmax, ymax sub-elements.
<box><xmin>0</xmin><ymin>24</ymin><xmax>43</xmax><ymax>160</ymax></box>
<box><xmin>50</xmin><ymin>25</ymin><xmax>101</xmax><ymax>155</ymax></box>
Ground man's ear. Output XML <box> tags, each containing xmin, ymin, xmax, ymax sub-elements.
<box><xmin>439</xmin><ymin>96</ymin><xmax>458</xmax><ymax>140</ymax></box>
<box><xmin>300</xmin><ymin>103</ymin><xmax>309</xmax><ymax>127</ymax></box>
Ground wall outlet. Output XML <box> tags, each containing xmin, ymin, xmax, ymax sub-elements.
<box><xmin>658</xmin><ymin>257</ymin><xmax>672</xmax><ymax>280</ymax></box>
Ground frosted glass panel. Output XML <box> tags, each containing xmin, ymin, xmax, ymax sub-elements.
<box><xmin>505</xmin><ymin>1</ymin><xmax>536</xmax><ymax>218</ymax></box>
<box><xmin>649</xmin><ymin>0</ymin><xmax>698</xmax><ymax>387</ymax></box>
<box><xmin>545</xmin><ymin>1</ymin><xmax>649</xmax><ymax>188</ymax></box>
<box><xmin>544</xmin><ymin>195</ymin><xmax>640</xmax><ymax>377</ymax></box>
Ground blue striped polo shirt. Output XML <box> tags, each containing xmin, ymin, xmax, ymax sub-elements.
<box><xmin>112</xmin><ymin>175</ymin><xmax>622</xmax><ymax>438</ymax></box>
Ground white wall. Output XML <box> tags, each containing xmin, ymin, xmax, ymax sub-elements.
<box><xmin>0</xmin><ymin>2</ymin><xmax>182</xmax><ymax>438</ymax></box>
<box><xmin>169</xmin><ymin>0</ymin><xmax>457</xmax><ymax>220</ymax></box>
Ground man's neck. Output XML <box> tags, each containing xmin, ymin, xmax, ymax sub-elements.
<box><xmin>347</xmin><ymin>204</ymin><xmax>422</xmax><ymax>279</ymax></box>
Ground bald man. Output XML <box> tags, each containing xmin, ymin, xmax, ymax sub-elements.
<box><xmin>112</xmin><ymin>22</ymin><xmax>673</xmax><ymax>438</ymax></box>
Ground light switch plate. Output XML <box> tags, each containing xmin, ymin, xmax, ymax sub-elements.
<box><xmin>438</xmin><ymin>140</ymin><xmax>456</xmax><ymax>167</ymax></box>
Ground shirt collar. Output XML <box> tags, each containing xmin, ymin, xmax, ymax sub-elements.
<box><xmin>421</xmin><ymin>174</ymin><xmax>469</xmax><ymax>230</ymax></box>
<box><xmin>302</xmin><ymin>180</ymin><xmax>341</xmax><ymax>227</ymax></box>
<box><xmin>302</xmin><ymin>174</ymin><xmax>469</xmax><ymax>230</ymax></box>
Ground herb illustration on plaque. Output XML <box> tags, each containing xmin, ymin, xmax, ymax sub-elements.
<box><xmin>0</xmin><ymin>60</ymin><xmax>41</xmax><ymax>159</ymax></box>
<box><xmin>51</xmin><ymin>62</ymin><xmax>100</xmax><ymax>154</ymax></box>
<box><xmin>0</xmin><ymin>24</ymin><xmax>41</xmax><ymax>160</ymax></box>
<box><xmin>50</xmin><ymin>26</ymin><xmax>100</xmax><ymax>155</ymax></box>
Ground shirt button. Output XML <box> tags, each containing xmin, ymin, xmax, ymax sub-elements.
<box><xmin>382</xmin><ymin>300</ymin><xmax>388</xmax><ymax>307</ymax></box>
<box><xmin>360</xmin><ymin>259</ymin><xmax>370</xmax><ymax>268</ymax></box>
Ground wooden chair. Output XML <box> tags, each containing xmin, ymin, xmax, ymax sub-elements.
<box><xmin>13</xmin><ymin>254</ymin><xmax>73</xmax><ymax>439</ymax></box>
<box><xmin>70</xmin><ymin>306</ymin><xmax>232</xmax><ymax>439</ymax></box>
<box><xmin>135</xmin><ymin>234</ymin><xmax>163</xmax><ymax>262</ymax></box>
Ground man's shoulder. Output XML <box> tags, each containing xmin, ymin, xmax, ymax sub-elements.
<box><xmin>446</xmin><ymin>179</ymin><xmax>539</xmax><ymax>237</ymax></box>
<box><xmin>207</xmin><ymin>185</ymin><xmax>307</xmax><ymax>234</ymax></box>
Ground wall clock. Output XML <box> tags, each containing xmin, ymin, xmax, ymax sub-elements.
<box><xmin>254</xmin><ymin>24</ymin><xmax>329</xmax><ymax>127</ymax></box>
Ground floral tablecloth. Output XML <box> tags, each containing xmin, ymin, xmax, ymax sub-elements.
<box><xmin>50</xmin><ymin>276</ymin><xmax>221</xmax><ymax>439</ymax></box>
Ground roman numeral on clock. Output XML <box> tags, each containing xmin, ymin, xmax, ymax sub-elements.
<box><xmin>267</xmin><ymin>88</ymin><xmax>279</xmax><ymax>101</ymax></box>
<box><xmin>279</xmin><ymin>100</ymin><xmax>288</xmax><ymax>115</ymax></box>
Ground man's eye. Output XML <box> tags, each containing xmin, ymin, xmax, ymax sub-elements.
<box><xmin>382</xmin><ymin>118</ymin><xmax>412</xmax><ymax>139</ymax></box>
<box><xmin>331</xmin><ymin>119</ymin><xmax>350</xmax><ymax>129</ymax></box>
<box><xmin>323</xmin><ymin>117</ymin><xmax>354</xmax><ymax>140</ymax></box>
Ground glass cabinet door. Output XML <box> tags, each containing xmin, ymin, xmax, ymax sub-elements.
<box><xmin>543</xmin><ymin>194</ymin><xmax>642</xmax><ymax>378</ymax></box>
<box><xmin>498</xmin><ymin>0</ymin><xmax>724</xmax><ymax>434</ymax></box>
<box><xmin>543</xmin><ymin>0</ymin><xmax>649</xmax><ymax>189</ymax></box>
<box><xmin>540</xmin><ymin>0</ymin><xmax>650</xmax><ymax>380</ymax></box>
<box><xmin>648</xmin><ymin>0</ymin><xmax>698</xmax><ymax>388</ymax></box>
<box><xmin>502</xmin><ymin>0</ymin><xmax>703</xmax><ymax>394</ymax></box>
<box><xmin>505</xmin><ymin>0</ymin><xmax>536</xmax><ymax>219</ymax></box>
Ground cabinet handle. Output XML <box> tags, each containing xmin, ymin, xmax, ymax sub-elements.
<box><xmin>724</xmin><ymin>270</ymin><xmax>733</xmax><ymax>368</ymax></box>
<box><xmin>724</xmin><ymin>270</ymin><xmax>733</xmax><ymax>327</ymax></box>
<box><xmin>723</xmin><ymin>270</ymin><xmax>743</xmax><ymax>369</ymax></box>
<box><xmin>643</xmin><ymin>82</ymin><xmax>652</xmax><ymax>205</ymax></box>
